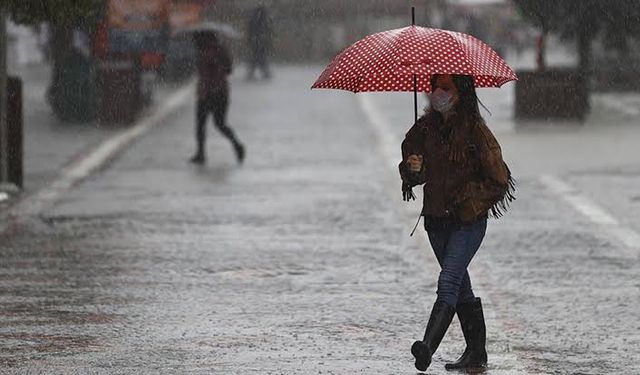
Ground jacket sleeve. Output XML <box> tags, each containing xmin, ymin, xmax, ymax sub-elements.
<box><xmin>456</xmin><ymin>121</ymin><xmax>514</xmax><ymax>218</ymax></box>
<box><xmin>399</xmin><ymin>121</ymin><xmax>427</xmax><ymax>187</ymax></box>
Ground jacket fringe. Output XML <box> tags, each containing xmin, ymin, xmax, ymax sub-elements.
<box><xmin>490</xmin><ymin>171</ymin><xmax>516</xmax><ymax>219</ymax></box>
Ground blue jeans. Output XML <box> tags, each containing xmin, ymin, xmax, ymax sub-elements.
<box><xmin>426</xmin><ymin>217</ymin><xmax>487</xmax><ymax>307</ymax></box>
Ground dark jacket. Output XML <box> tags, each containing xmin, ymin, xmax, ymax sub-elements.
<box><xmin>399</xmin><ymin>111</ymin><xmax>515</xmax><ymax>224</ymax></box>
<box><xmin>197</xmin><ymin>43</ymin><xmax>232</xmax><ymax>98</ymax></box>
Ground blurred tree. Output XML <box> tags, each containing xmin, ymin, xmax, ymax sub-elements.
<box><xmin>5</xmin><ymin>0</ymin><xmax>104</xmax><ymax>71</ymax></box>
<box><xmin>5</xmin><ymin>1</ymin><xmax>103</xmax><ymax>26</ymax></box>
<box><xmin>513</xmin><ymin>0</ymin><xmax>640</xmax><ymax>74</ymax></box>
<box><xmin>2</xmin><ymin>0</ymin><xmax>105</xmax><ymax>122</ymax></box>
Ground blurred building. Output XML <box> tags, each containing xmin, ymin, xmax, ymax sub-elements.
<box><xmin>206</xmin><ymin>0</ymin><xmax>523</xmax><ymax>63</ymax></box>
<box><xmin>210</xmin><ymin>0</ymin><xmax>443</xmax><ymax>62</ymax></box>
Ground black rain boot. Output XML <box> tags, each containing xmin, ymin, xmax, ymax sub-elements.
<box><xmin>411</xmin><ymin>301</ymin><xmax>456</xmax><ymax>372</ymax></box>
<box><xmin>233</xmin><ymin>141</ymin><xmax>245</xmax><ymax>164</ymax></box>
<box><xmin>190</xmin><ymin>132</ymin><xmax>206</xmax><ymax>164</ymax></box>
<box><xmin>445</xmin><ymin>297</ymin><xmax>487</xmax><ymax>371</ymax></box>
<box><xmin>189</xmin><ymin>150</ymin><xmax>205</xmax><ymax>164</ymax></box>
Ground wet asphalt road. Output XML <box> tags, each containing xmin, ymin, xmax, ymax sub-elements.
<box><xmin>1</xmin><ymin>66</ymin><xmax>639</xmax><ymax>374</ymax></box>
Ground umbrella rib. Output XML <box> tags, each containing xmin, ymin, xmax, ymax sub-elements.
<box><xmin>387</xmin><ymin>26</ymin><xmax>419</xmax><ymax>73</ymax></box>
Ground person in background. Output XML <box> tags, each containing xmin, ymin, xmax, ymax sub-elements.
<box><xmin>246</xmin><ymin>6</ymin><xmax>273</xmax><ymax>80</ymax></box>
<box><xmin>190</xmin><ymin>31</ymin><xmax>245</xmax><ymax>165</ymax></box>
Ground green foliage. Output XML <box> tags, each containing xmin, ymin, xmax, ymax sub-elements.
<box><xmin>5</xmin><ymin>0</ymin><xmax>104</xmax><ymax>27</ymax></box>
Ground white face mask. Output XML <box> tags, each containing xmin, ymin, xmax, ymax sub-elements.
<box><xmin>430</xmin><ymin>88</ymin><xmax>456</xmax><ymax>113</ymax></box>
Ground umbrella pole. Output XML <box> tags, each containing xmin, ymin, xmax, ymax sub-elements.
<box><xmin>413</xmin><ymin>74</ymin><xmax>418</xmax><ymax>124</ymax></box>
<box><xmin>412</xmin><ymin>7</ymin><xmax>417</xmax><ymax>124</ymax></box>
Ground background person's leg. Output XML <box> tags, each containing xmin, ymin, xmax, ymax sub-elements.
<box><xmin>190</xmin><ymin>97</ymin><xmax>209</xmax><ymax>163</ymax></box>
<box><xmin>212</xmin><ymin>90</ymin><xmax>245</xmax><ymax>163</ymax></box>
<box><xmin>257</xmin><ymin>50</ymin><xmax>271</xmax><ymax>79</ymax></box>
<box><xmin>247</xmin><ymin>50</ymin><xmax>258</xmax><ymax>80</ymax></box>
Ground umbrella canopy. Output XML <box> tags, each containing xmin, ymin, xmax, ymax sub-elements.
<box><xmin>176</xmin><ymin>21</ymin><xmax>242</xmax><ymax>39</ymax></box>
<box><xmin>312</xmin><ymin>25</ymin><xmax>517</xmax><ymax>93</ymax></box>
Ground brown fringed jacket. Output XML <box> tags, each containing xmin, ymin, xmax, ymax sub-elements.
<box><xmin>399</xmin><ymin>111</ymin><xmax>515</xmax><ymax>224</ymax></box>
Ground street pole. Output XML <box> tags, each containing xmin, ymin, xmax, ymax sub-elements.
<box><xmin>0</xmin><ymin>8</ymin><xmax>8</xmax><ymax>185</ymax></box>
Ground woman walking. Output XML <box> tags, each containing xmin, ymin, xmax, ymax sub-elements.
<box><xmin>190</xmin><ymin>32</ymin><xmax>245</xmax><ymax>165</ymax></box>
<box><xmin>399</xmin><ymin>74</ymin><xmax>515</xmax><ymax>372</ymax></box>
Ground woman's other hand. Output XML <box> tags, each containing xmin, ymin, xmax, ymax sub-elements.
<box><xmin>402</xmin><ymin>181</ymin><xmax>416</xmax><ymax>201</ymax></box>
<box><xmin>407</xmin><ymin>154</ymin><xmax>424</xmax><ymax>173</ymax></box>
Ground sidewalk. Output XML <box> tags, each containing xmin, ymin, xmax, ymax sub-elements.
<box><xmin>0</xmin><ymin>62</ymin><xmax>192</xmax><ymax>207</ymax></box>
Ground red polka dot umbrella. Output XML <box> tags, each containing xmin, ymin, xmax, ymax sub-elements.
<box><xmin>311</xmin><ymin>18</ymin><xmax>517</xmax><ymax>122</ymax></box>
<box><xmin>312</xmin><ymin>25</ymin><xmax>516</xmax><ymax>92</ymax></box>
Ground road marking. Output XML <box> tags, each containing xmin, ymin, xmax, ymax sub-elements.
<box><xmin>357</xmin><ymin>94</ymin><xmax>403</xmax><ymax>173</ymax></box>
<box><xmin>596</xmin><ymin>94</ymin><xmax>640</xmax><ymax>117</ymax></box>
<box><xmin>4</xmin><ymin>81</ymin><xmax>194</xmax><ymax>224</ymax></box>
<box><xmin>539</xmin><ymin>174</ymin><xmax>640</xmax><ymax>252</ymax></box>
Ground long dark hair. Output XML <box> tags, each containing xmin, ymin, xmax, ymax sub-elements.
<box><xmin>428</xmin><ymin>74</ymin><xmax>484</xmax><ymax>123</ymax></box>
